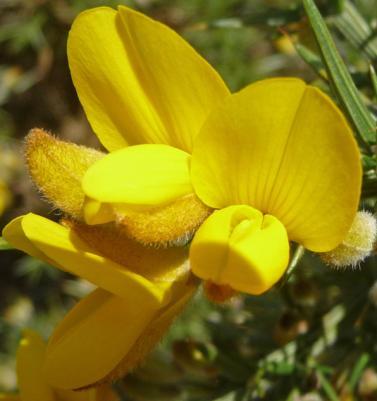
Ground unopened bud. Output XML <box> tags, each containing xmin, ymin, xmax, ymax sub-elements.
<box><xmin>320</xmin><ymin>211</ymin><xmax>377</xmax><ymax>268</ymax></box>
<box><xmin>25</xmin><ymin>128</ymin><xmax>104</xmax><ymax>219</ymax></box>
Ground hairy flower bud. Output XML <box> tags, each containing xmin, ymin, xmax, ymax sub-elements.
<box><xmin>25</xmin><ymin>128</ymin><xmax>104</xmax><ymax>219</ymax></box>
<box><xmin>320</xmin><ymin>211</ymin><xmax>377</xmax><ymax>268</ymax></box>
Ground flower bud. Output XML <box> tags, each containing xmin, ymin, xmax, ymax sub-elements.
<box><xmin>320</xmin><ymin>211</ymin><xmax>377</xmax><ymax>268</ymax></box>
<box><xmin>25</xmin><ymin>128</ymin><xmax>104</xmax><ymax>219</ymax></box>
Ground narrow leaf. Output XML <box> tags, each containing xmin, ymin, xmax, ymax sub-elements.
<box><xmin>370</xmin><ymin>65</ymin><xmax>377</xmax><ymax>100</ymax></box>
<box><xmin>294</xmin><ymin>43</ymin><xmax>326</xmax><ymax>79</ymax></box>
<box><xmin>331</xmin><ymin>1</ymin><xmax>377</xmax><ymax>62</ymax></box>
<box><xmin>317</xmin><ymin>371</ymin><xmax>340</xmax><ymax>401</ymax></box>
<box><xmin>348</xmin><ymin>353</ymin><xmax>370</xmax><ymax>391</ymax></box>
<box><xmin>303</xmin><ymin>0</ymin><xmax>376</xmax><ymax>145</ymax></box>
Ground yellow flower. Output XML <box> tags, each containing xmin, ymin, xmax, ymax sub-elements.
<box><xmin>0</xmin><ymin>330</ymin><xmax>119</xmax><ymax>401</ymax></box>
<box><xmin>84</xmin><ymin>77</ymin><xmax>361</xmax><ymax>294</ymax></box>
<box><xmin>1</xmin><ymin>4</ymin><xmax>361</xmax><ymax>392</ymax></box>
<box><xmin>2</xmin><ymin>5</ymin><xmax>227</xmax><ymax>390</ymax></box>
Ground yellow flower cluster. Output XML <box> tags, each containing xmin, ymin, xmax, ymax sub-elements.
<box><xmin>2</xmin><ymin>5</ymin><xmax>364</xmax><ymax>391</ymax></box>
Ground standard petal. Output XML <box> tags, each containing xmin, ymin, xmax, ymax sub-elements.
<box><xmin>191</xmin><ymin>78</ymin><xmax>361</xmax><ymax>252</ymax></box>
<box><xmin>16</xmin><ymin>330</ymin><xmax>55</xmax><ymax>401</ymax></box>
<box><xmin>68</xmin><ymin>6</ymin><xmax>229</xmax><ymax>152</ymax></box>
<box><xmin>82</xmin><ymin>144</ymin><xmax>192</xmax><ymax>207</ymax></box>
<box><xmin>3</xmin><ymin>214</ymin><xmax>167</xmax><ymax>305</ymax></box>
<box><xmin>45</xmin><ymin>288</ymin><xmax>162</xmax><ymax>389</ymax></box>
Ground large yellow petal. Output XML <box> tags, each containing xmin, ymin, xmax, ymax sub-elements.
<box><xmin>191</xmin><ymin>78</ymin><xmax>361</xmax><ymax>252</ymax></box>
<box><xmin>82</xmin><ymin>144</ymin><xmax>192</xmax><ymax>207</ymax></box>
<box><xmin>2</xmin><ymin>216</ymin><xmax>55</xmax><ymax>266</ymax></box>
<box><xmin>45</xmin><ymin>288</ymin><xmax>161</xmax><ymax>389</ymax></box>
<box><xmin>190</xmin><ymin>205</ymin><xmax>289</xmax><ymax>295</ymax></box>
<box><xmin>2</xmin><ymin>214</ymin><xmax>167</xmax><ymax>305</ymax></box>
<box><xmin>68</xmin><ymin>6</ymin><xmax>229</xmax><ymax>152</ymax></box>
<box><xmin>16</xmin><ymin>330</ymin><xmax>56</xmax><ymax>401</ymax></box>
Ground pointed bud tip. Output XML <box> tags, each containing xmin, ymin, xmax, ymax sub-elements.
<box><xmin>24</xmin><ymin>127</ymin><xmax>104</xmax><ymax>219</ymax></box>
<box><xmin>25</xmin><ymin>127</ymin><xmax>52</xmax><ymax>144</ymax></box>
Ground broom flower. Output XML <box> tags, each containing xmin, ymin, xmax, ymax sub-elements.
<box><xmin>2</xmin><ymin>5</ymin><xmax>228</xmax><ymax>389</ymax></box>
<box><xmin>2</xmin><ymin>4</ymin><xmax>362</xmax><ymax>391</ymax></box>
<box><xmin>84</xmin><ymin>77</ymin><xmax>361</xmax><ymax>294</ymax></box>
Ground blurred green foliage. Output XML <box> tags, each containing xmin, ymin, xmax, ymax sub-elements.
<box><xmin>0</xmin><ymin>0</ymin><xmax>377</xmax><ymax>400</ymax></box>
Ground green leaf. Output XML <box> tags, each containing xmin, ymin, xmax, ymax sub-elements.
<box><xmin>0</xmin><ymin>237</ymin><xmax>13</xmax><ymax>250</ymax></box>
<box><xmin>330</xmin><ymin>1</ymin><xmax>377</xmax><ymax>63</ymax></box>
<box><xmin>362</xmin><ymin>154</ymin><xmax>377</xmax><ymax>170</ymax></box>
<box><xmin>348</xmin><ymin>353</ymin><xmax>370</xmax><ymax>392</ymax></box>
<box><xmin>317</xmin><ymin>370</ymin><xmax>340</xmax><ymax>401</ymax></box>
<box><xmin>294</xmin><ymin>43</ymin><xmax>326</xmax><ymax>79</ymax></box>
<box><xmin>303</xmin><ymin>0</ymin><xmax>376</xmax><ymax>146</ymax></box>
<box><xmin>370</xmin><ymin>65</ymin><xmax>377</xmax><ymax>101</ymax></box>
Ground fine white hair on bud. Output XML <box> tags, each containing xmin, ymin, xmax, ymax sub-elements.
<box><xmin>320</xmin><ymin>211</ymin><xmax>377</xmax><ymax>268</ymax></box>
